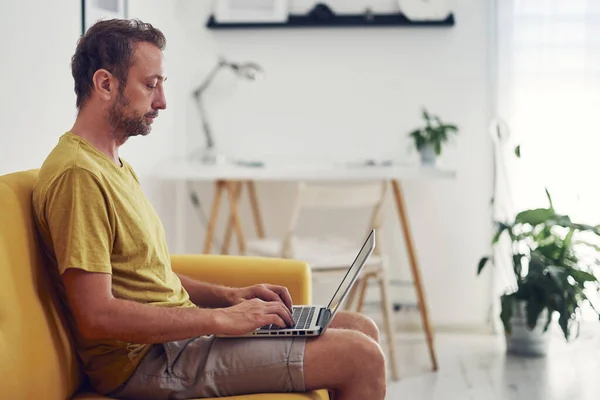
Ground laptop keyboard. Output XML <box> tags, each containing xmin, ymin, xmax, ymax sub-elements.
<box><xmin>261</xmin><ymin>306</ymin><xmax>316</xmax><ymax>330</ymax></box>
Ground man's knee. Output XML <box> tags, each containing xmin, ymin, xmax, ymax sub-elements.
<box><xmin>357</xmin><ymin>333</ymin><xmax>385</xmax><ymax>373</ymax></box>
<box><xmin>304</xmin><ymin>329</ymin><xmax>386</xmax><ymax>391</ymax></box>
<box><xmin>359</xmin><ymin>314</ymin><xmax>380</xmax><ymax>343</ymax></box>
<box><xmin>333</xmin><ymin>311</ymin><xmax>380</xmax><ymax>343</ymax></box>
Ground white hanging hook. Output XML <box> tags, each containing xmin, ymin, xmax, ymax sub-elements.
<box><xmin>489</xmin><ymin>116</ymin><xmax>511</xmax><ymax>146</ymax></box>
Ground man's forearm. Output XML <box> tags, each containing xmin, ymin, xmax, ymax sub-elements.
<box><xmin>177</xmin><ymin>274</ymin><xmax>233</xmax><ymax>308</ymax></box>
<box><xmin>85</xmin><ymin>297</ymin><xmax>226</xmax><ymax>344</ymax></box>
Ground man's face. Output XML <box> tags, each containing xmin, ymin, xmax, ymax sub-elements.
<box><xmin>108</xmin><ymin>42</ymin><xmax>167</xmax><ymax>141</ymax></box>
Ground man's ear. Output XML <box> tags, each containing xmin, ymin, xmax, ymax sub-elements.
<box><xmin>92</xmin><ymin>69</ymin><xmax>116</xmax><ymax>101</ymax></box>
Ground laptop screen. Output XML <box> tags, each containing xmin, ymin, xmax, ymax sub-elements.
<box><xmin>326</xmin><ymin>230</ymin><xmax>375</xmax><ymax>315</ymax></box>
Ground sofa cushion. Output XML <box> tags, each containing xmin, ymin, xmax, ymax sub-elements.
<box><xmin>0</xmin><ymin>170</ymin><xmax>83</xmax><ymax>399</ymax></box>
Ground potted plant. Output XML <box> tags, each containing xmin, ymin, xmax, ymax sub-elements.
<box><xmin>408</xmin><ymin>107</ymin><xmax>458</xmax><ymax>166</ymax></box>
<box><xmin>478</xmin><ymin>189</ymin><xmax>600</xmax><ymax>356</ymax></box>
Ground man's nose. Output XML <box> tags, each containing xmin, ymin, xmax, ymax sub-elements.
<box><xmin>153</xmin><ymin>87</ymin><xmax>167</xmax><ymax>110</ymax></box>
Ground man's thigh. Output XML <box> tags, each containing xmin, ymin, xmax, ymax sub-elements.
<box><xmin>109</xmin><ymin>335</ymin><xmax>308</xmax><ymax>399</ymax></box>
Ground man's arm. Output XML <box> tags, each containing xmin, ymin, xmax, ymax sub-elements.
<box><xmin>63</xmin><ymin>269</ymin><xmax>294</xmax><ymax>344</ymax></box>
<box><xmin>177</xmin><ymin>273</ymin><xmax>294</xmax><ymax>312</ymax></box>
<box><xmin>177</xmin><ymin>273</ymin><xmax>234</xmax><ymax>308</ymax></box>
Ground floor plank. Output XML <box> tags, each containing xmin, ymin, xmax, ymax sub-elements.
<box><xmin>382</xmin><ymin>325</ymin><xmax>600</xmax><ymax>400</ymax></box>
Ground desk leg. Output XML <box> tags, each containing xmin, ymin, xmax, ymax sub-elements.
<box><xmin>225</xmin><ymin>181</ymin><xmax>246</xmax><ymax>254</ymax></box>
<box><xmin>247</xmin><ymin>181</ymin><xmax>265</xmax><ymax>238</ymax></box>
<box><xmin>391</xmin><ymin>179</ymin><xmax>438</xmax><ymax>372</ymax></box>
<box><xmin>222</xmin><ymin>182</ymin><xmax>243</xmax><ymax>254</ymax></box>
<box><xmin>203</xmin><ymin>181</ymin><xmax>225</xmax><ymax>254</ymax></box>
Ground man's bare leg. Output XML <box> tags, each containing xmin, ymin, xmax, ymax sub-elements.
<box><xmin>304</xmin><ymin>329</ymin><xmax>386</xmax><ymax>400</ymax></box>
<box><xmin>329</xmin><ymin>311</ymin><xmax>380</xmax><ymax>343</ymax></box>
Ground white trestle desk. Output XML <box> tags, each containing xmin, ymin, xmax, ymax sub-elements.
<box><xmin>156</xmin><ymin>159</ymin><xmax>456</xmax><ymax>374</ymax></box>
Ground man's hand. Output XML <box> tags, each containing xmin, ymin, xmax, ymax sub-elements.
<box><xmin>215</xmin><ymin>298</ymin><xmax>295</xmax><ymax>335</ymax></box>
<box><xmin>227</xmin><ymin>284</ymin><xmax>294</xmax><ymax>313</ymax></box>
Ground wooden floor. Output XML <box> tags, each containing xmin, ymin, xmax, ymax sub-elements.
<box><xmin>382</xmin><ymin>326</ymin><xmax>600</xmax><ymax>400</ymax></box>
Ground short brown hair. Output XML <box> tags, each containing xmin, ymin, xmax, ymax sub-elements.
<box><xmin>71</xmin><ymin>18</ymin><xmax>166</xmax><ymax>109</ymax></box>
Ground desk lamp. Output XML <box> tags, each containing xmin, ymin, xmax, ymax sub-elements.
<box><xmin>192</xmin><ymin>57</ymin><xmax>263</xmax><ymax>165</ymax></box>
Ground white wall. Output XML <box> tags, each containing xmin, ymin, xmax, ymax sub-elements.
<box><xmin>0</xmin><ymin>1</ymin><xmax>81</xmax><ymax>175</ymax></box>
<box><xmin>0</xmin><ymin>0</ymin><xmax>495</xmax><ymax>330</ymax></box>
<box><xmin>171</xmin><ymin>0</ymin><xmax>496</xmax><ymax>330</ymax></box>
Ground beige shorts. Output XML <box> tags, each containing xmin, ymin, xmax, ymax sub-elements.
<box><xmin>108</xmin><ymin>335</ymin><xmax>307</xmax><ymax>399</ymax></box>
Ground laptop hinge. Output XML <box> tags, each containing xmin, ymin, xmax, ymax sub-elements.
<box><xmin>316</xmin><ymin>308</ymin><xmax>331</xmax><ymax>327</ymax></box>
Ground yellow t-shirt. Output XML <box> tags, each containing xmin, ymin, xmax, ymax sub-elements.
<box><xmin>32</xmin><ymin>132</ymin><xmax>195</xmax><ymax>395</ymax></box>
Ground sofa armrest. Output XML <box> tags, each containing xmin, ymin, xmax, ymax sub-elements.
<box><xmin>170</xmin><ymin>254</ymin><xmax>312</xmax><ymax>305</ymax></box>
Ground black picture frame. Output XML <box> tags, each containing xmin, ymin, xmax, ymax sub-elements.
<box><xmin>81</xmin><ymin>0</ymin><xmax>128</xmax><ymax>35</ymax></box>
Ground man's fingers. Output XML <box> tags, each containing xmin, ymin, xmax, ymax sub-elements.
<box><xmin>256</xmin><ymin>286</ymin><xmax>293</xmax><ymax>319</ymax></box>
<box><xmin>269</xmin><ymin>315</ymin><xmax>287</xmax><ymax>329</ymax></box>
<box><xmin>265</xmin><ymin>285</ymin><xmax>293</xmax><ymax>312</ymax></box>
<box><xmin>255</xmin><ymin>286</ymin><xmax>281</xmax><ymax>304</ymax></box>
<box><xmin>266</xmin><ymin>302</ymin><xmax>294</xmax><ymax>327</ymax></box>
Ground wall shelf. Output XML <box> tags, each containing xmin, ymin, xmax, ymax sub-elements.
<box><xmin>206</xmin><ymin>12</ymin><xmax>455</xmax><ymax>30</ymax></box>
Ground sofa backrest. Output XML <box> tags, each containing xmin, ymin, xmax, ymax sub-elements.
<box><xmin>0</xmin><ymin>170</ymin><xmax>82</xmax><ymax>399</ymax></box>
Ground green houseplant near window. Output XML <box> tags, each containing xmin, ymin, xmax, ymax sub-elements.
<box><xmin>478</xmin><ymin>189</ymin><xmax>600</xmax><ymax>355</ymax></box>
<box><xmin>408</xmin><ymin>107</ymin><xmax>458</xmax><ymax>166</ymax></box>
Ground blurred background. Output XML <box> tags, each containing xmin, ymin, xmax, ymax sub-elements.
<box><xmin>2</xmin><ymin>1</ymin><xmax>600</xmax><ymax>398</ymax></box>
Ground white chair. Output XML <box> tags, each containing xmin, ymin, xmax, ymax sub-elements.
<box><xmin>245</xmin><ymin>181</ymin><xmax>400</xmax><ymax>380</ymax></box>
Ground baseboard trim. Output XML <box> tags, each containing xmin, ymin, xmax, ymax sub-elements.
<box><xmin>367</xmin><ymin>311</ymin><xmax>494</xmax><ymax>335</ymax></box>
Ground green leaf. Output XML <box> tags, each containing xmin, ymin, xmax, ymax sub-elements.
<box><xmin>442</xmin><ymin>124</ymin><xmax>458</xmax><ymax>133</ymax></box>
<box><xmin>567</xmin><ymin>222</ymin><xmax>600</xmax><ymax>233</ymax></box>
<box><xmin>558</xmin><ymin>229</ymin><xmax>575</xmax><ymax>263</ymax></box>
<box><xmin>515</xmin><ymin>208</ymin><xmax>555</xmax><ymax>225</ymax></box>
<box><xmin>569</xmin><ymin>269</ymin><xmax>598</xmax><ymax>283</ymax></box>
<box><xmin>545</xmin><ymin>214</ymin><xmax>600</xmax><ymax>234</ymax></box>
<box><xmin>409</xmin><ymin>129</ymin><xmax>422</xmax><ymax>138</ymax></box>
<box><xmin>514</xmin><ymin>145</ymin><xmax>521</xmax><ymax>158</ymax></box>
<box><xmin>422</xmin><ymin>108</ymin><xmax>430</xmax><ymax>122</ymax></box>
<box><xmin>572</xmin><ymin>240</ymin><xmax>600</xmax><ymax>252</ymax></box>
<box><xmin>545</xmin><ymin>188</ymin><xmax>553</xmax><ymax>209</ymax></box>
<box><xmin>477</xmin><ymin>257</ymin><xmax>489</xmax><ymax>275</ymax></box>
<box><xmin>552</xmin><ymin>214</ymin><xmax>572</xmax><ymax>225</ymax></box>
<box><xmin>492</xmin><ymin>222</ymin><xmax>509</xmax><ymax>244</ymax></box>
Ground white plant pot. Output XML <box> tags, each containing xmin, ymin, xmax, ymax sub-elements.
<box><xmin>505</xmin><ymin>300</ymin><xmax>551</xmax><ymax>357</ymax></box>
<box><xmin>419</xmin><ymin>145</ymin><xmax>437</xmax><ymax>166</ymax></box>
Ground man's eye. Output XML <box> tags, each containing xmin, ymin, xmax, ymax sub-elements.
<box><xmin>147</xmin><ymin>84</ymin><xmax>157</xmax><ymax>89</ymax></box>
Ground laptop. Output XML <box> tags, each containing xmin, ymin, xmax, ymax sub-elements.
<box><xmin>217</xmin><ymin>229</ymin><xmax>375</xmax><ymax>338</ymax></box>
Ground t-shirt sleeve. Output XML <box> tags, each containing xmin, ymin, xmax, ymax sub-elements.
<box><xmin>45</xmin><ymin>168</ymin><xmax>114</xmax><ymax>275</ymax></box>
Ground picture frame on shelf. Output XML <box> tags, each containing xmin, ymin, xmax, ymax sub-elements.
<box><xmin>396</xmin><ymin>0</ymin><xmax>451</xmax><ymax>21</ymax></box>
<box><xmin>213</xmin><ymin>0</ymin><xmax>289</xmax><ymax>23</ymax></box>
<box><xmin>82</xmin><ymin>0</ymin><xmax>128</xmax><ymax>35</ymax></box>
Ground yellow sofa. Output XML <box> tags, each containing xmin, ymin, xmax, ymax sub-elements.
<box><xmin>0</xmin><ymin>170</ymin><xmax>329</xmax><ymax>400</ymax></box>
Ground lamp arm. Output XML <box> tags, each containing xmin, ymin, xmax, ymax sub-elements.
<box><xmin>196</xmin><ymin>95</ymin><xmax>214</xmax><ymax>150</ymax></box>
<box><xmin>192</xmin><ymin>60</ymin><xmax>229</xmax><ymax>151</ymax></box>
<box><xmin>192</xmin><ymin>59</ymin><xmax>228</xmax><ymax>97</ymax></box>
<box><xmin>191</xmin><ymin>58</ymin><xmax>258</xmax><ymax>158</ymax></box>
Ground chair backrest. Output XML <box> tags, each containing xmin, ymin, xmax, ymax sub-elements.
<box><xmin>0</xmin><ymin>170</ymin><xmax>83</xmax><ymax>399</ymax></box>
<box><xmin>281</xmin><ymin>181</ymin><xmax>388</xmax><ymax>258</ymax></box>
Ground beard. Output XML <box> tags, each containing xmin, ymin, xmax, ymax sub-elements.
<box><xmin>108</xmin><ymin>90</ymin><xmax>157</xmax><ymax>143</ymax></box>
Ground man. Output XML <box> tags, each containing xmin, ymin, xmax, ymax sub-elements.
<box><xmin>32</xmin><ymin>19</ymin><xmax>386</xmax><ymax>400</ymax></box>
